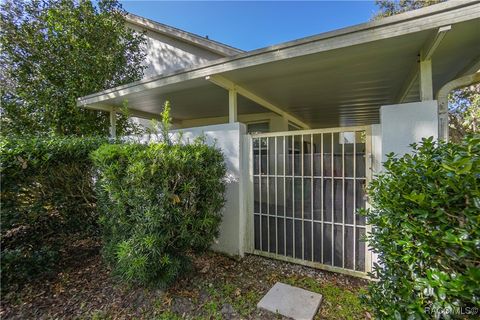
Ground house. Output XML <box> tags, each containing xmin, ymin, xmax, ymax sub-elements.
<box><xmin>125</xmin><ymin>13</ymin><xmax>243</xmax><ymax>79</ymax></box>
<box><xmin>78</xmin><ymin>1</ymin><xmax>480</xmax><ymax>278</ymax></box>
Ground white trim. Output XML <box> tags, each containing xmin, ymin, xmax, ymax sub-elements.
<box><xmin>251</xmin><ymin>125</ymin><xmax>371</xmax><ymax>138</ymax></box>
<box><xmin>422</xmin><ymin>25</ymin><xmax>451</xmax><ymax>60</ymax></box>
<box><xmin>246</xmin><ymin>136</ymin><xmax>255</xmax><ymax>253</ymax></box>
<box><xmin>364</xmin><ymin>126</ymin><xmax>373</xmax><ymax>274</ymax></box>
<box><xmin>82</xmin><ymin>103</ymin><xmax>164</xmax><ymax>121</ymax></box>
<box><xmin>252</xmin><ymin>250</ymin><xmax>371</xmax><ymax>280</ymax></box>
<box><xmin>125</xmin><ymin>13</ymin><xmax>243</xmax><ymax>57</ymax></box>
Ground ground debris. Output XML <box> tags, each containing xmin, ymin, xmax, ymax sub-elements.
<box><xmin>1</xmin><ymin>248</ymin><xmax>369</xmax><ymax>319</ymax></box>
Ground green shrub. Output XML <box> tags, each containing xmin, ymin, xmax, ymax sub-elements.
<box><xmin>362</xmin><ymin>136</ymin><xmax>480</xmax><ymax>319</ymax></box>
<box><xmin>0</xmin><ymin>135</ymin><xmax>106</xmax><ymax>291</ymax></box>
<box><xmin>91</xmin><ymin>139</ymin><xmax>226</xmax><ymax>286</ymax></box>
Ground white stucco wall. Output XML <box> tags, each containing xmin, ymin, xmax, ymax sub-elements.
<box><xmin>128</xmin><ymin>24</ymin><xmax>224</xmax><ymax>78</ymax></box>
<box><xmin>380</xmin><ymin>101</ymin><xmax>438</xmax><ymax>162</ymax></box>
<box><xmin>133</xmin><ymin>123</ymin><xmax>247</xmax><ymax>256</ymax></box>
<box><xmin>174</xmin><ymin>123</ymin><xmax>247</xmax><ymax>256</ymax></box>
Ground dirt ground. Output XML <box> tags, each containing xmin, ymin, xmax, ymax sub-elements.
<box><xmin>1</xmin><ymin>240</ymin><xmax>371</xmax><ymax>320</ymax></box>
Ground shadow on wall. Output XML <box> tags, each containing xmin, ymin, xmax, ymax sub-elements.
<box><xmin>142</xmin><ymin>29</ymin><xmax>224</xmax><ymax>78</ymax></box>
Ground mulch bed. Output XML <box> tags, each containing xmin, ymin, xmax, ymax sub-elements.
<box><xmin>1</xmin><ymin>239</ymin><xmax>370</xmax><ymax>319</ymax></box>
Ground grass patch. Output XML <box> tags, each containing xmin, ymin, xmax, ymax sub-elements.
<box><xmin>284</xmin><ymin>276</ymin><xmax>369</xmax><ymax>320</ymax></box>
<box><xmin>201</xmin><ymin>281</ymin><xmax>261</xmax><ymax>317</ymax></box>
<box><xmin>219</xmin><ymin>282</ymin><xmax>262</xmax><ymax>316</ymax></box>
<box><xmin>155</xmin><ymin>310</ymin><xmax>183</xmax><ymax>320</ymax></box>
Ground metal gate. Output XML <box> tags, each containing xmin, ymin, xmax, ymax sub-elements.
<box><xmin>249</xmin><ymin>126</ymin><xmax>372</xmax><ymax>277</ymax></box>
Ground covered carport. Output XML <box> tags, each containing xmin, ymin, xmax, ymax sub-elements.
<box><xmin>78</xmin><ymin>0</ymin><xmax>479</xmax><ymax>138</ymax></box>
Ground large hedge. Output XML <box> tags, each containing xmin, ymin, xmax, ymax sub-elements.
<box><xmin>362</xmin><ymin>136</ymin><xmax>480</xmax><ymax>319</ymax></box>
<box><xmin>0</xmin><ymin>136</ymin><xmax>107</xmax><ymax>291</ymax></box>
<box><xmin>91</xmin><ymin>139</ymin><xmax>226</xmax><ymax>286</ymax></box>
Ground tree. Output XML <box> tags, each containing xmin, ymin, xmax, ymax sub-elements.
<box><xmin>374</xmin><ymin>0</ymin><xmax>446</xmax><ymax>18</ymax></box>
<box><xmin>0</xmin><ymin>0</ymin><xmax>146</xmax><ymax>136</ymax></box>
<box><xmin>449</xmin><ymin>85</ymin><xmax>480</xmax><ymax>142</ymax></box>
<box><xmin>374</xmin><ymin>0</ymin><xmax>479</xmax><ymax>142</ymax></box>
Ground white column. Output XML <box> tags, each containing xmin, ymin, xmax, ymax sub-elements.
<box><xmin>229</xmin><ymin>89</ymin><xmax>238</xmax><ymax>123</ymax></box>
<box><xmin>282</xmin><ymin>116</ymin><xmax>289</xmax><ymax>131</ymax></box>
<box><xmin>420</xmin><ymin>59</ymin><xmax>433</xmax><ymax>101</ymax></box>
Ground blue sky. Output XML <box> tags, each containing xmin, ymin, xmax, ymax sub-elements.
<box><xmin>120</xmin><ymin>1</ymin><xmax>378</xmax><ymax>51</ymax></box>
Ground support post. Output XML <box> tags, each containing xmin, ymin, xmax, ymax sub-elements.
<box><xmin>420</xmin><ymin>59</ymin><xmax>433</xmax><ymax>101</ymax></box>
<box><xmin>396</xmin><ymin>26</ymin><xmax>449</xmax><ymax>103</ymax></box>
<box><xmin>109</xmin><ymin>109</ymin><xmax>117</xmax><ymax>139</ymax></box>
<box><xmin>207</xmin><ymin>75</ymin><xmax>310</xmax><ymax>129</ymax></box>
<box><xmin>229</xmin><ymin>88</ymin><xmax>238</xmax><ymax>123</ymax></box>
<box><xmin>282</xmin><ymin>116</ymin><xmax>289</xmax><ymax>131</ymax></box>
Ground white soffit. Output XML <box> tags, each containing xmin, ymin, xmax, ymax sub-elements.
<box><xmin>78</xmin><ymin>0</ymin><xmax>480</xmax><ymax>128</ymax></box>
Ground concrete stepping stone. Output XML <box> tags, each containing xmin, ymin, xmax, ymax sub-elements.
<box><xmin>257</xmin><ymin>282</ymin><xmax>323</xmax><ymax>320</ymax></box>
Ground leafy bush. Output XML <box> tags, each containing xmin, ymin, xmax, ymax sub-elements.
<box><xmin>91</xmin><ymin>139</ymin><xmax>226</xmax><ymax>286</ymax></box>
<box><xmin>0</xmin><ymin>135</ymin><xmax>106</xmax><ymax>291</ymax></box>
<box><xmin>362</xmin><ymin>136</ymin><xmax>480</xmax><ymax>319</ymax></box>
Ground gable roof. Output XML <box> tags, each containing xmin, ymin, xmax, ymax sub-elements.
<box><xmin>125</xmin><ymin>13</ymin><xmax>244</xmax><ymax>57</ymax></box>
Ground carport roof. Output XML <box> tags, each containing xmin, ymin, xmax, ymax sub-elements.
<box><xmin>77</xmin><ymin>0</ymin><xmax>480</xmax><ymax>128</ymax></box>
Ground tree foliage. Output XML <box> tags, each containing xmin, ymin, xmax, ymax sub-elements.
<box><xmin>374</xmin><ymin>0</ymin><xmax>479</xmax><ymax>142</ymax></box>
<box><xmin>374</xmin><ymin>0</ymin><xmax>446</xmax><ymax>18</ymax></box>
<box><xmin>0</xmin><ymin>0</ymin><xmax>146</xmax><ymax>136</ymax></box>
<box><xmin>362</xmin><ymin>136</ymin><xmax>480</xmax><ymax>319</ymax></box>
<box><xmin>449</xmin><ymin>85</ymin><xmax>480</xmax><ymax>143</ymax></box>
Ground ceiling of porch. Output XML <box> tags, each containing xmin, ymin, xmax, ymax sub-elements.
<box><xmin>78</xmin><ymin>1</ymin><xmax>480</xmax><ymax>129</ymax></box>
<box><xmin>219</xmin><ymin>18</ymin><xmax>479</xmax><ymax>127</ymax></box>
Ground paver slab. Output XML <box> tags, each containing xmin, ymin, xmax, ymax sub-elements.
<box><xmin>257</xmin><ymin>282</ymin><xmax>323</xmax><ymax>320</ymax></box>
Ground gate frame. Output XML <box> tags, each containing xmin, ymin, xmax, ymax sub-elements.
<box><xmin>245</xmin><ymin>125</ymin><xmax>374</xmax><ymax>279</ymax></box>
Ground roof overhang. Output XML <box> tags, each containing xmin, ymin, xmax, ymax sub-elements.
<box><xmin>79</xmin><ymin>0</ymin><xmax>480</xmax><ymax>128</ymax></box>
